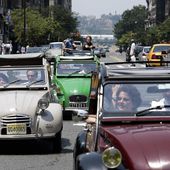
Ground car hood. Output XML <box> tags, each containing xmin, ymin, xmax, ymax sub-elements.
<box><xmin>103</xmin><ymin>124</ymin><xmax>170</xmax><ymax>169</ymax></box>
<box><xmin>0</xmin><ymin>91</ymin><xmax>46</xmax><ymax>116</ymax></box>
<box><xmin>58</xmin><ymin>78</ymin><xmax>91</xmax><ymax>96</ymax></box>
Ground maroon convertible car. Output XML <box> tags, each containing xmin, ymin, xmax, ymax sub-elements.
<box><xmin>73</xmin><ymin>62</ymin><xmax>170</xmax><ymax>170</ymax></box>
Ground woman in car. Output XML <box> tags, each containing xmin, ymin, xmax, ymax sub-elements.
<box><xmin>82</xmin><ymin>36</ymin><xmax>95</xmax><ymax>50</ymax></box>
<box><xmin>115</xmin><ymin>85</ymin><xmax>142</xmax><ymax>112</ymax></box>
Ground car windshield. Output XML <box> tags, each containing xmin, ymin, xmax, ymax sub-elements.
<box><xmin>143</xmin><ymin>47</ymin><xmax>150</xmax><ymax>53</ymax></box>
<box><xmin>103</xmin><ymin>82</ymin><xmax>170</xmax><ymax>117</ymax></box>
<box><xmin>50</xmin><ymin>43</ymin><xmax>63</xmax><ymax>49</ymax></box>
<box><xmin>153</xmin><ymin>45</ymin><xmax>170</xmax><ymax>52</ymax></box>
<box><xmin>0</xmin><ymin>68</ymin><xmax>46</xmax><ymax>87</ymax></box>
<box><xmin>57</xmin><ymin>63</ymin><xmax>97</xmax><ymax>74</ymax></box>
<box><xmin>26</xmin><ymin>47</ymin><xmax>43</xmax><ymax>53</ymax></box>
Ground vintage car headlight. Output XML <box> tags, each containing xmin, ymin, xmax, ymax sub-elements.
<box><xmin>38</xmin><ymin>99</ymin><xmax>49</xmax><ymax>110</ymax></box>
<box><xmin>102</xmin><ymin>147</ymin><xmax>122</xmax><ymax>168</ymax></box>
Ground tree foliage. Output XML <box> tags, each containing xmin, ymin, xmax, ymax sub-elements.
<box><xmin>11</xmin><ymin>7</ymin><xmax>78</xmax><ymax>46</ymax></box>
<box><xmin>113</xmin><ymin>5</ymin><xmax>147</xmax><ymax>46</ymax></box>
<box><xmin>114</xmin><ymin>5</ymin><xmax>170</xmax><ymax>47</ymax></box>
<box><xmin>40</xmin><ymin>6</ymin><xmax>78</xmax><ymax>41</ymax></box>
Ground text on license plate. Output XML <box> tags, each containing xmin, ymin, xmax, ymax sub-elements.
<box><xmin>7</xmin><ymin>123</ymin><xmax>26</xmax><ymax>135</ymax></box>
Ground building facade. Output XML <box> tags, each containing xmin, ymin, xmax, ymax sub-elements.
<box><xmin>0</xmin><ymin>0</ymin><xmax>72</xmax><ymax>42</ymax></box>
<box><xmin>146</xmin><ymin>0</ymin><xmax>170</xmax><ymax>27</ymax></box>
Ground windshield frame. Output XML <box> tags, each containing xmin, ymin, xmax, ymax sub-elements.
<box><xmin>0</xmin><ymin>66</ymin><xmax>48</xmax><ymax>88</ymax></box>
<box><xmin>101</xmin><ymin>80</ymin><xmax>170</xmax><ymax>121</ymax></box>
<box><xmin>56</xmin><ymin>60</ymin><xmax>98</xmax><ymax>75</ymax></box>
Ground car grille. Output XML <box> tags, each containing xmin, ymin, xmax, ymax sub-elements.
<box><xmin>0</xmin><ymin>114</ymin><xmax>31</xmax><ymax>135</ymax></box>
<box><xmin>69</xmin><ymin>95</ymin><xmax>87</xmax><ymax>102</ymax></box>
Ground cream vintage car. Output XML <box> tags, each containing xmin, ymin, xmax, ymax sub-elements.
<box><xmin>0</xmin><ymin>53</ymin><xmax>63</xmax><ymax>153</ymax></box>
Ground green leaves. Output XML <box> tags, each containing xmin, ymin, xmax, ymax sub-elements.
<box><xmin>11</xmin><ymin>7</ymin><xmax>78</xmax><ymax>46</ymax></box>
<box><xmin>113</xmin><ymin>5</ymin><xmax>147</xmax><ymax>46</ymax></box>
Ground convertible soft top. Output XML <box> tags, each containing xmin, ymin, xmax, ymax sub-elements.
<box><xmin>0</xmin><ymin>53</ymin><xmax>45</xmax><ymax>66</ymax></box>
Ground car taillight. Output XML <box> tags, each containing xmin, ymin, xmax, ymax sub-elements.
<box><xmin>152</xmin><ymin>54</ymin><xmax>158</xmax><ymax>59</ymax></box>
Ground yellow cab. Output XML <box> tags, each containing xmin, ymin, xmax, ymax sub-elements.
<box><xmin>146</xmin><ymin>43</ymin><xmax>170</xmax><ymax>66</ymax></box>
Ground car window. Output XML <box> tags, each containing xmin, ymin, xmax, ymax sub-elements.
<box><xmin>103</xmin><ymin>82</ymin><xmax>170</xmax><ymax>116</ymax></box>
<box><xmin>153</xmin><ymin>46</ymin><xmax>170</xmax><ymax>52</ymax></box>
<box><xmin>50</xmin><ymin>43</ymin><xmax>63</xmax><ymax>49</ymax></box>
<box><xmin>57</xmin><ymin>63</ymin><xmax>97</xmax><ymax>74</ymax></box>
<box><xmin>143</xmin><ymin>47</ymin><xmax>150</xmax><ymax>53</ymax></box>
<box><xmin>0</xmin><ymin>68</ymin><xmax>46</xmax><ymax>86</ymax></box>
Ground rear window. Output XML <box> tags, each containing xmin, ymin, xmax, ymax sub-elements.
<box><xmin>153</xmin><ymin>45</ymin><xmax>170</xmax><ymax>52</ymax></box>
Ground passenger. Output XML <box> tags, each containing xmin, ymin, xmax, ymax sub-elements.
<box><xmin>64</xmin><ymin>38</ymin><xmax>76</xmax><ymax>54</ymax></box>
<box><xmin>0</xmin><ymin>73</ymin><xmax>8</xmax><ymax>85</ymax></box>
<box><xmin>26</xmin><ymin>70</ymin><xmax>38</xmax><ymax>82</ymax></box>
<box><xmin>82</xmin><ymin>36</ymin><xmax>95</xmax><ymax>51</ymax></box>
<box><xmin>151</xmin><ymin>89</ymin><xmax>170</xmax><ymax>110</ymax></box>
<box><xmin>115</xmin><ymin>85</ymin><xmax>142</xmax><ymax>112</ymax></box>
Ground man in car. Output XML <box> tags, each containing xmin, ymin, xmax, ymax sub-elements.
<box><xmin>26</xmin><ymin>70</ymin><xmax>38</xmax><ymax>82</ymax></box>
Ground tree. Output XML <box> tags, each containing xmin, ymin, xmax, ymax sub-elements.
<box><xmin>113</xmin><ymin>5</ymin><xmax>147</xmax><ymax>45</ymax></box>
<box><xmin>158</xmin><ymin>17</ymin><xmax>170</xmax><ymax>42</ymax></box>
<box><xmin>41</xmin><ymin>6</ymin><xmax>78</xmax><ymax>41</ymax></box>
<box><xmin>11</xmin><ymin>8</ymin><xmax>60</xmax><ymax>46</ymax></box>
<box><xmin>11</xmin><ymin>7</ymin><xmax>78</xmax><ymax>46</ymax></box>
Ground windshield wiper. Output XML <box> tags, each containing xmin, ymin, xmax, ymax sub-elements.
<box><xmin>135</xmin><ymin>105</ymin><xmax>170</xmax><ymax>117</ymax></box>
<box><xmin>68</xmin><ymin>70</ymin><xmax>81</xmax><ymax>76</ymax></box>
<box><xmin>4</xmin><ymin>79</ymin><xmax>21</xmax><ymax>88</ymax></box>
<box><xmin>26</xmin><ymin>79</ymin><xmax>44</xmax><ymax>88</ymax></box>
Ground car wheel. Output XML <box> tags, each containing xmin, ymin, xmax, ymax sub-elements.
<box><xmin>51</xmin><ymin>131</ymin><xmax>62</xmax><ymax>153</ymax></box>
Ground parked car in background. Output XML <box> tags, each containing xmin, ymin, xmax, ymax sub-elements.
<box><xmin>138</xmin><ymin>46</ymin><xmax>151</xmax><ymax>61</ymax></box>
<box><xmin>26</xmin><ymin>46</ymin><xmax>45</xmax><ymax>53</ymax></box>
<box><xmin>52</xmin><ymin>50</ymin><xmax>100</xmax><ymax>118</ymax></box>
<box><xmin>134</xmin><ymin>45</ymin><xmax>143</xmax><ymax>60</ymax></box>
<box><xmin>49</xmin><ymin>42</ymin><xmax>64</xmax><ymax>50</ymax></box>
<box><xmin>93</xmin><ymin>47</ymin><xmax>107</xmax><ymax>58</ymax></box>
<box><xmin>147</xmin><ymin>43</ymin><xmax>170</xmax><ymax>67</ymax></box>
<box><xmin>0</xmin><ymin>53</ymin><xmax>63</xmax><ymax>153</ymax></box>
<box><xmin>73</xmin><ymin>62</ymin><xmax>170</xmax><ymax>170</ymax></box>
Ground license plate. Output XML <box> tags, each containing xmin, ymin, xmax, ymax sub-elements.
<box><xmin>7</xmin><ymin>123</ymin><xmax>26</xmax><ymax>135</ymax></box>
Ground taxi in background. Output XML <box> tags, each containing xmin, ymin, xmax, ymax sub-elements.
<box><xmin>146</xmin><ymin>43</ymin><xmax>170</xmax><ymax>67</ymax></box>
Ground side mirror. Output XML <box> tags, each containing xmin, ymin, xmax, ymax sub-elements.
<box><xmin>72</xmin><ymin>109</ymin><xmax>88</xmax><ymax>122</ymax></box>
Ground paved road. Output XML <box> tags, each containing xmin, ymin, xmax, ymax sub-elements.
<box><xmin>0</xmin><ymin>120</ymin><xmax>82</xmax><ymax>170</ymax></box>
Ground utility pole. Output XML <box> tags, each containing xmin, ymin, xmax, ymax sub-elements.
<box><xmin>22</xmin><ymin>0</ymin><xmax>26</xmax><ymax>47</ymax></box>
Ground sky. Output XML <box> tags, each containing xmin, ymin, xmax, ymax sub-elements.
<box><xmin>72</xmin><ymin>0</ymin><xmax>147</xmax><ymax>17</ymax></box>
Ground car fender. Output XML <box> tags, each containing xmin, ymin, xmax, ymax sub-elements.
<box><xmin>76</xmin><ymin>152</ymin><xmax>126</xmax><ymax>170</ymax></box>
<box><xmin>75</xmin><ymin>152</ymin><xmax>106</xmax><ymax>170</ymax></box>
<box><xmin>38</xmin><ymin>103</ymin><xmax>63</xmax><ymax>134</ymax></box>
<box><xmin>73</xmin><ymin>130</ymin><xmax>88</xmax><ymax>160</ymax></box>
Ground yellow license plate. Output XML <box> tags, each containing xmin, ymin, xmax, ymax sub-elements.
<box><xmin>7</xmin><ymin>123</ymin><xmax>26</xmax><ymax>135</ymax></box>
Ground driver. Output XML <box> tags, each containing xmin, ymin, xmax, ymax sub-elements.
<box><xmin>26</xmin><ymin>70</ymin><xmax>38</xmax><ymax>82</ymax></box>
